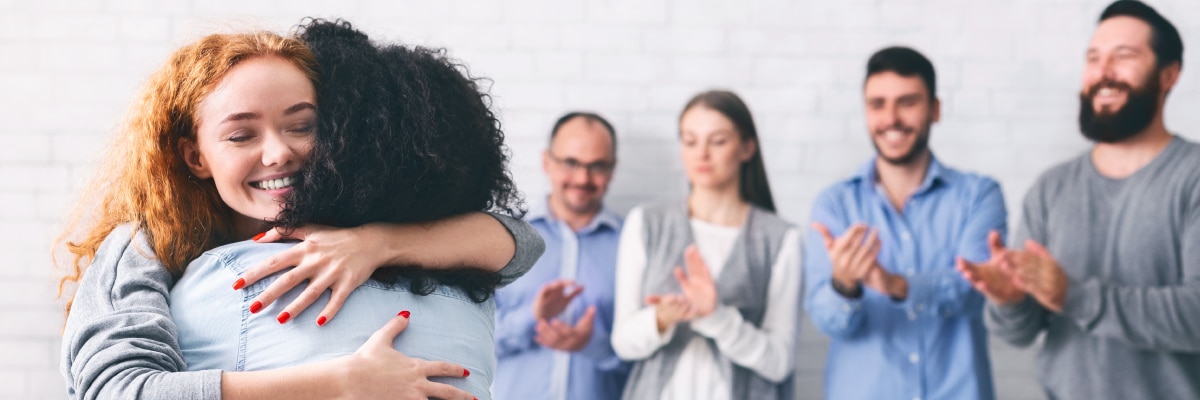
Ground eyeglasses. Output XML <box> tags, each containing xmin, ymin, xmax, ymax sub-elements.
<box><xmin>547</xmin><ymin>152</ymin><xmax>615</xmax><ymax>175</ymax></box>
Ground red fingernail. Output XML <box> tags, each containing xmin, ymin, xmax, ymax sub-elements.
<box><xmin>398</xmin><ymin>310</ymin><xmax>410</xmax><ymax>319</ymax></box>
<box><xmin>232</xmin><ymin>278</ymin><xmax>245</xmax><ymax>290</ymax></box>
<box><xmin>252</xmin><ymin>232</ymin><xmax>266</xmax><ymax>241</ymax></box>
<box><xmin>277</xmin><ymin>312</ymin><xmax>291</xmax><ymax>324</ymax></box>
<box><xmin>250</xmin><ymin>301</ymin><xmax>263</xmax><ymax>314</ymax></box>
<box><xmin>463</xmin><ymin>368</ymin><xmax>470</xmax><ymax>377</ymax></box>
<box><xmin>316</xmin><ymin>315</ymin><xmax>327</xmax><ymax>326</ymax></box>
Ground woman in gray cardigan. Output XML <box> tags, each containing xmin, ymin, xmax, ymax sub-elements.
<box><xmin>610</xmin><ymin>90</ymin><xmax>802</xmax><ymax>400</ymax></box>
<box><xmin>57</xmin><ymin>27</ymin><xmax>540</xmax><ymax>400</ymax></box>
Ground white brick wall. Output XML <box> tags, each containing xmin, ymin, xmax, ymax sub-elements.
<box><xmin>4</xmin><ymin>0</ymin><xmax>1199</xmax><ymax>399</ymax></box>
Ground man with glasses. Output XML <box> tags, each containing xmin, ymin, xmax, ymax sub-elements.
<box><xmin>494</xmin><ymin>112</ymin><xmax>630</xmax><ymax>400</ymax></box>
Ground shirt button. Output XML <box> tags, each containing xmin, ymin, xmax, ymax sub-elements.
<box><xmin>841</xmin><ymin>304</ymin><xmax>851</xmax><ymax>312</ymax></box>
<box><xmin>907</xmin><ymin>311</ymin><xmax>917</xmax><ymax>321</ymax></box>
<box><xmin>909</xmin><ymin>353</ymin><xmax>920</xmax><ymax>364</ymax></box>
<box><xmin>901</xmin><ymin>232</ymin><xmax>911</xmax><ymax>241</ymax></box>
<box><xmin>906</xmin><ymin>269</ymin><xmax>915</xmax><ymax>277</ymax></box>
<box><xmin>913</xmin><ymin>397</ymin><xmax>922</xmax><ymax>400</ymax></box>
<box><xmin>915</xmin><ymin>304</ymin><xmax>924</xmax><ymax>312</ymax></box>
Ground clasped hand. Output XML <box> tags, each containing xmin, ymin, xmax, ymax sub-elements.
<box><xmin>645</xmin><ymin>245</ymin><xmax>719</xmax><ymax>333</ymax></box>
<box><xmin>956</xmin><ymin>231</ymin><xmax>1068</xmax><ymax>312</ymax></box>
<box><xmin>812</xmin><ymin>223</ymin><xmax>907</xmax><ymax>299</ymax></box>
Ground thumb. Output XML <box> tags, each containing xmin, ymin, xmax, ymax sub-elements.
<box><xmin>644</xmin><ymin>295</ymin><xmax>663</xmax><ymax>305</ymax></box>
<box><xmin>1024</xmin><ymin>239</ymin><xmax>1051</xmax><ymax>258</ymax></box>
<box><xmin>812</xmin><ymin>222</ymin><xmax>835</xmax><ymax>249</ymax></box>
<box><xmin>576</xmin><ymin>306</ymin><xmax>597</xmax><ymax>331</ymax></box>
<box><xmin>363</xmin><ymin>310</ymin><xmax>411</xmax><ymax>350</ymax></box>
<box><xmin>987</xmin><ymin>231</ymin><xmax>1005</xmax><ymax>255</ymax></box>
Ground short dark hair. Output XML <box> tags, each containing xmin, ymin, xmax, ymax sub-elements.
<box><xmin>865</xmin><ymin>46</ymin><xmax>937</xmax><ymax>101</ymax></box>
<box><xmin>276</xmin><ymin>19</ymin><xmax>523</xmax><ymax>302</ymax></box>
<box><xmin>1100</xmin><ymin>0</ymin><xmax>1183</xmax><ymax>68</ymax></box>
<box><xmin>550</xmin><ymin>111</ymin><xmax>617</xmax><ymax>153</ymax></box>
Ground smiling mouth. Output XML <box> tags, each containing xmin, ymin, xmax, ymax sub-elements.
<box><xmin>250</xmin><ymin>176</ymin><xmax>296</xmax><ymax>190</ymax></box>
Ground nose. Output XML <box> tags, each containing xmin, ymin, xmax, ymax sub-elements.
<box><xmin>261</xmin><ymin>130</ymin><xmax>299</xmax><ymax>167</ymax></box>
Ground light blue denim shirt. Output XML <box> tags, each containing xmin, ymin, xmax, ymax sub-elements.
<box><xmin>804</xmin><ymin>156</ymin><xmax>1007</xmax><ymax>400</ymax></box>
<box><xmin>170</xmin><ymin>240</ymin><xmax>496</xmax><ymax>399</ymax></box>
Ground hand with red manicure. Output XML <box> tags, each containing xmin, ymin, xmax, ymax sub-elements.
<box><xmin>338</xmin><ymin>310</ymin><xmax>478</xmax><ymax>400</ymax></box>
<box><xmin>232</xmin><ymin>224</ymin><xmax>386</xmax><ymax>326</ymax></box>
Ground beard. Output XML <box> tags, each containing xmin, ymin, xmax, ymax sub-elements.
<box><xmin>872</xmin><ymin>121</ymin><xmax>932</xmax><ymax>166</ymax></box>
<box><xmin>1078</xmin><ymin>73</ymin><xmax>1161</xmax><ymax>143</ymax></box>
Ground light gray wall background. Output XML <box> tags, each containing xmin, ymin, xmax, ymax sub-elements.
<box><xmin>4</xmin><ymin>0</ymin><xmax>1200</xmax><ymax>399</ymax></box>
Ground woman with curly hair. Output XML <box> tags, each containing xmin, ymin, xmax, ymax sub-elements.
<box><xmin>171</xmin><ymin>20</ymin><xmax>526</xmax><ymax>399</ymax></box>
<box><xmin>59</xmin><ymin>22</ymin><xmax>541</xmax><ymax>400</ymax></box>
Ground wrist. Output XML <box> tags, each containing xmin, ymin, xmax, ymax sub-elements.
<box><xmin>886</xmin><ymin>273</ymin><xmax>908</xmax><ymax>301</ymax></box>
<box><xmin>831</xmin><ymin>278</ymin><xmax>863</xmax><ymax>299</ymax></box>
<box><xmin>370</xmin><ymin>222</ymin><xmax>415</xmax><ymax>266</ymax></box>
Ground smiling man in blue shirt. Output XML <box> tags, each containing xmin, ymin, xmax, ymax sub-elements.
<box><xmin>804</xmin><ymin>47</ymin><xmax>1007</xmax><ymax>400</ymax></box>
<box><xmin>494</xmin><ymin>112</ymin><xmax>630</xmax><ymax>400</ymax></box>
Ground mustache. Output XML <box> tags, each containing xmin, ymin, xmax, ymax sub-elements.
<box><xmin>1084</xmin><ymin>80</ymin><xmax>1135</xmax><ymax>99</ymax></box>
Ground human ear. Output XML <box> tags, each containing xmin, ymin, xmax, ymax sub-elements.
<box><xmin>178</xmin><ymin>137</ymin><xmax>212</xmax><ymax>179</ymax></box>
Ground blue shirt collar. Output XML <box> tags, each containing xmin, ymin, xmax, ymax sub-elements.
<box><xmin>853</xmin><ymin>154</ymin><xmax>949</xmax><ymax>196</ymax></box>
<box><xmin>528</xmin><ymin>197</ymin><xmax>621</xmax><ymax>234</ymax></box>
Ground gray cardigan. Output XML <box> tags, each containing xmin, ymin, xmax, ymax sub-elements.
<box><xmin>61</xmin><ymin>214</ymin><xmax>545</xmax><ymax>400</ymax></box>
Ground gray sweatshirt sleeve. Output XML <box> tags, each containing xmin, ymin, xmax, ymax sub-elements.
<box><xmin>486</xmin><ymin>212</ymin><xmax>546</xmax><ymax>287</ymax></box>
<box><xmin>61</xmin><ymin>225</ymin><xmax>221</xmax><ymax>400</ymax></box>
<box><xmin>1057</xmin><ymin>178</ymin><xmax>1200</xmax><ymax>352</ymax></box>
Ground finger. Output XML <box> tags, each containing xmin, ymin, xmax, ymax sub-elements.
<box><xmin>419</xmin><ymin>359</ymin><xmax>471</xmax><ymax>379</ymax></box>
<box><xmin>811</xmin><ymin>222</ymin><xmax>836</xmax><ymax>249</ymax></box>
<box><xmin>237</xmin><ymin>248</ymin><xmax>304</xmax><ymax>289</ymax></box>
<box><xmin>1025</xmin><ymin>239</ymin><xmax>1052</xmax><ymax>258</ymax></box>
<box><xmin>673</xmin><ymin>266</ymin><xmax>688</xmax><ymax>286</ymax></box>
<box><xmin>362</xmin><ymin>311</ymin><xmax>411</xmax><ymax>350</ymax></box>
<box><xmin>314</xmin><ymin>282</ymin><xmax>353</xmax><ymax>326</ymax></box>
<box><xmin>685</xmin><ymin>246</ymin><xmax>712</xmax><ymax>281</ymax></box>
<box><xmin>276</xmin><ymin>279</ymin><xmax>328</xmax><ymax>324</ymax></box>
<box><xmin>834</xmin><ymin>224</ymin><xmax>867</xmax><ymax>254</ymax></box>
<box><xmin>419</xmin><ymin>381</ymin><xmax>475</xmax><ymax>400</ymax></box>
<box><xmin>645</xmin><ymin>295</ymin><xmax>663</xmax><ymax>305</ymax></box>
<box><xmin>956</xmin><ymin>257</ymin><xmax>980</xmax><ymax>281</ymax></box>
<box><xmin>251</xmin><ymin>266</ymin><xmax>311</xmax><ymax>311</ymax></box>
<box><xmin>254</xmin><ymin>227</ymin><xmax>284</xmax><ymax>243</ymax></box>
<box><xmin>564</xmin><ymin>284</ymin><xmax>585</xmax><ymax>301</ymax></box>
<box><xmin>575</xmin><ymin>306</ymin><xmax>597</xmax><ymax>332</ymax></box>
<box><xmin>847</xmin><ymin>229</ymin><xmax>879</xmax><ymax>276</ymax></box>
<box><xmin>987</xmin><ymin>231</ymin><xmax>1006</xmax><ymax>255</ymax></box>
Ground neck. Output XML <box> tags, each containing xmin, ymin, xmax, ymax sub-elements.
<box><xmin>875</xmin><ymin>151</ymin><xmax>932</xmax><ymax>212</ymax></box>
<box><xmin>548</xmin><ymin>196</ymin><xmax>599</xmax><ymax>232</ymax></box>
<box><xmin>233</xmin><ymin>215</ymin><xmax>268</xmax><ymax>240</ymax></box>
<box><xmin>688</xmin><ymin>183</ymin><xmax>749</xmax><ymax>227</ymax></box>
<box><xmin>1091</xmin><ymin>117</ymin><xmax>1173</xmax><ymax>179</ymax></box>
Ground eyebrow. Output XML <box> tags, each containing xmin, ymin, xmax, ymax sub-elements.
<box><xmin>220</xmin><ymin>102</ymin><xmax>317</xmax><ymax>124</ymax></box>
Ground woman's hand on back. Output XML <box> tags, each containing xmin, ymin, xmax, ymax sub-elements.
<box><xmin>337</xmin><ymin>311</ymin><xmax>476</xmax><ymax>400</ymax></box>
<box><xmin>234</xmin><ymin>224</ymin><xmax>388</xmax><ymax>326</ymax></box>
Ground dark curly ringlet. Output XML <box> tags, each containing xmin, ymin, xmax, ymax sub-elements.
<box><xmin>276</xmin><ymin>19</ymin><xmax>525</xmax><ymax>302</ymax></box>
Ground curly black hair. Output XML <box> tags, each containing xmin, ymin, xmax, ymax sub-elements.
<box><xmin>274</xmin><ymin>19</ymin><xmax>525</xmax><ymax>302</ymax></box>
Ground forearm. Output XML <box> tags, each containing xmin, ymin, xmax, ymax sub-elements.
<box><xmin>1062</xmin><ymin>278</ymin><xmax>1200</xmax><ymax>352</ymax></box>
<box><xmin>376</xmin><ymin>212</ymin><xmax>518</xmax><ymax>271</ymax></box>
<box><xmin>222</xmin><ymin>360</ymin><xmax>349</xmax><ymax>400</ymax></box>
<box><xmin>691</xmin><ymin>306</ymin><xmax>796</xmax><ymax>382</ymax></box>
<box><xmin>805</xmin><ymin>279</ymin><xmax>866</xmax><ymax>338</ymax></box>
<box><xmin>610</xmin><ymin>307</ymin><xmax>673</xmax><ymax>360</ymax></box>
<box><xmin>984</xmin><ymin>296</ymin><xmax>1046</xmax><ymax>347</ymax></box>
<box><xmin>901</xmin><ymin>269</ymin><xmax>983</xmax><ymax>319</ymax></box>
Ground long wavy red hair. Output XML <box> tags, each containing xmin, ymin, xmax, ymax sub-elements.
<box><xmin>54</xmin><ymin>31</ymin><xmax>319</xmax><ymax>314</ymax></box>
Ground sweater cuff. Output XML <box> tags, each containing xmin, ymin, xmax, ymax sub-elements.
<box><xmin>1062</xmin><ymin>277</ymin><xmax>1102</xmax><ymax>330</ymax></box>
<box><xmin>690</xmin><ymin>305</ymin><xmax>740</xmax><ymax>338</ymax></box>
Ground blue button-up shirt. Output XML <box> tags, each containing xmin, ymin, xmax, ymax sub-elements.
<box><xmin>493</xmin><ymin>201</ymin><xmax>630</xmax><ymax>400</ymax></box>
<box><xmin>804</xmin><ymin>156</ymin><xmax>1007</xmax><ymax>400</ymax></box>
